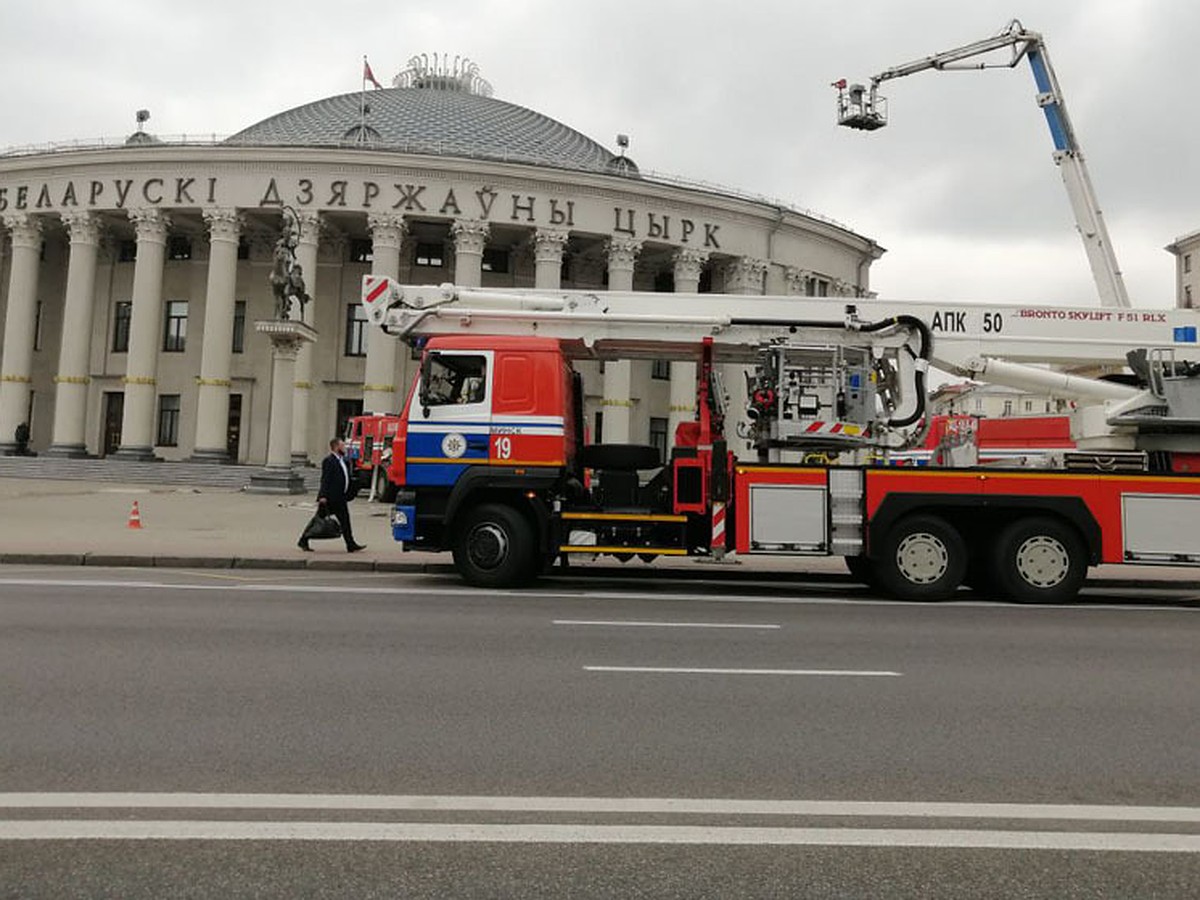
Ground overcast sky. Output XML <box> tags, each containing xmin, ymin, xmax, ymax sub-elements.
<box><xmin>2</xmin><ymin>0</ymin><xmax>1194</xmax><ymax>308</ymax></box>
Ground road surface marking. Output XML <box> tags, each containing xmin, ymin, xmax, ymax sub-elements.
<box><xmin>0</xmin><ymin>821</ymin><xmax>1195</xmax><ymax>850</ymax></box>
<box><xmin>583</xmin><ymin>666</ymin><xmax>901</xmax><ymax>677</ymax></box>
<box><xmin>3</xmin><ymin>794</ymin><xmax>1199</xmax><ymax>821</ymax></box>
<box><xmin>553</xmin><ymin>620</ymin><xmax>780</xmax><ymax>629</ymax></box>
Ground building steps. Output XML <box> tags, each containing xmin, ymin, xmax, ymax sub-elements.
<box><xmin>0</xmin><ymin>457</ymin><xmax>320</xmax><ymax>491</ymax></box>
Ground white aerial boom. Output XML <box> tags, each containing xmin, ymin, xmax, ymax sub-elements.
<box><xmin>835</xmin><ymin>20</ymin><xmax>1131</xmax><ymax>309</ymax></box>
<box><xmin>363</xmin><ymin>279</ymin><xmax>1200</xmax><ymax>453</ymax></box>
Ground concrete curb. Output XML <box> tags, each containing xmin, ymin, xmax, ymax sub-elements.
<box><xmin>1</xmin><ymin>552</ymin><xmax>1199</xmax><ymax>593</ymax></box>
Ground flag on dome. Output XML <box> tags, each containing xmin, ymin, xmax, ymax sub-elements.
<box><xmin>363</xmin><ymin>57</ymin><xmax>383</xmax><ymax>90</ymax></box>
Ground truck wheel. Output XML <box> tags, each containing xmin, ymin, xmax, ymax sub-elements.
<box><xmin>993</xmin><ymin>517</ymin><xmax>1086</xmax><ymax>604</ymax></box>
<box><xmin>876</xmin><ymin>515</ymin><xmax>966</xmax><ymax>602</ymax></box>
<box><xmin>453</xmin><ymin>503</ymin><xmax>538</xmax><ymax>588</ymax></box>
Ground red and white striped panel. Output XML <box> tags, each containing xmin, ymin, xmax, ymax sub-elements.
<box><xmin>802</xmin><ymin>421</ymin><xmax>864</xmax><ymax>437</ymax></box>
<box><xmin>711</xmin><ymin>501</ymin><xmax>727</xmax><ymax>552</ymax></box>
<box><xmin>361</xmin><ymin>275</ymin><xmax>393</xmax><ymax>320</ymax></box>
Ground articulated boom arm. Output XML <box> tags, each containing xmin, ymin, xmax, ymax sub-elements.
<box><xmin>836</xmin><ymin>20</ymin><xmax>1131</xmax><ymax>309</ymax></box>
<box><xmin>363</xmin><ymin>279</ymin><xmax>1200</xmax><ymax>449</ymax></box>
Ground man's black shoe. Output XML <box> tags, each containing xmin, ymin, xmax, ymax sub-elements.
<box><xmin>348</xmin><ymin>543</ymin><xmax>367</xmax><ymax>553</ymax></box>
<box><xmin>298</xmin><ymin>540</ymin><xmax>313</xmax><ymax>552</ymax></box>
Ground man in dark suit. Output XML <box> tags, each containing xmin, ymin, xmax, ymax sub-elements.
<box><xmin>298</xmin><ymin>437</ymin><xmax>366</xmax><ymax>552</ymax></box>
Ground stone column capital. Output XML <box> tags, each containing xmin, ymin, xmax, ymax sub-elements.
<box><xmin>127</xmin><ymin>208</ymin><xmax>171</xmax><ymax>244</ymax></box>
<box><xmin>672</xmin><ymin>248</ymin><xmax>710</xmax><ymax>283</ymax></box>
<box><xmin>831</xmin><ymin>277</ymin><xmax>854</xmax><ymax>297</ymax></box>
<box><xmin>783</xmin><ymin>266</ymin><xmax>812</xmax><ymax>294</ymax></box>
<box><xmin>2</xmin><ymin>213</ymin><xmax>43</xmax><ymax>249</ymax></box>
<box><xmin>295</xmin><ymin>210</ymin><xmax>322</xmax><ymax>247</ymax></box>
<box><xmin>61</xmin><ymin>211</ymin><xmax>103</xmax><ymax>246</ymax></box>
<box><xmin>451</xmin><ymin>218</ymin><xmax>490</xmax><ymax>255</ymax></box>
<box><xmin>202</xmin><ymin>207</ymin><xmax>243</xmax><ymax>244</ymax></box>
<box><xmin>605</xmin><ymin>236</ymin><xmax>642</xmax><ymax>272</ymax></box>
<box><xmin>367</xmin><ymin>213</ymin><xmax>407</xmax><ymax>249</ymax></box>
<box><xmin>533</xmin><ymin>228</ymin><xmax>569</xmax><ymax>264</ymax></box>
<box><xmin>725</xmin><ymin>256</ymin><xmax>769</xmax><ymax>294</ymax></box>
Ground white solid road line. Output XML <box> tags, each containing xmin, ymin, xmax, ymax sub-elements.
<box><xmin>3</xmin><ymin>794</ymin><xmax>1199</xmax><ymax>822</ymax></box>
<box><xmin>584</xmin><ymin>665</ymin><xmax>902</xmax><ymax>677</ymax></box>
<box><xmin>0</xmin><ymin>821</ymin><xmax>1196</xmax><ymax>851</ymax></box>
<box><xmin>553</xmin><ymin>620</ymin><xmax>780</xmax><ymax>629</ymax></box>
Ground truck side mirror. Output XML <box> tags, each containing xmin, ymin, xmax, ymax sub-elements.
<box><xmin>418</xmin><ymin>353</ymin><xmax>433</xmax><ymax>418</ymax></box>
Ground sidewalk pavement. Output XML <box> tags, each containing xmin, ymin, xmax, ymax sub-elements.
<box><xmin>1</xmin><ymin>477</ymin><xmax>1199</xmax><ymax>588</ymax></box>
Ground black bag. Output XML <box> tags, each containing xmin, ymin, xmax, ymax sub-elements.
<box><xmin>302</xmin><ymin>510</ymin><xmax>343</xmax><ymax>541</ymax></box>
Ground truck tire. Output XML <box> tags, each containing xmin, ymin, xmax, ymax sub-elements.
<box><xmin>992</xmin><ymin>517</ymin><xmax>1086</xmax><ymax>604</ymax></box>
<box><xmin>876</xmin><ymin>514</ymin><xmax>966</xmax><ymax>602</ymax></box>
<box><xmin>453</xmin><ymin>503</ymin><xmax>538</xmax><ymax>588</ymax></box>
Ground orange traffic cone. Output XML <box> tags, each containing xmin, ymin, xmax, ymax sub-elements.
<box><xmin>127</xmin><ymin>500</ymin><xmax>143</xmax><ymax>529</ymax></box>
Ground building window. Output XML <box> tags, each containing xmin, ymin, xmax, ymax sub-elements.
<box><xmin>349</xmin><ymin>238</ymin><xmax>373</xmax><ymax>264</ymax></box>
<box><xmin>1187</xmin><ymin>285</ymin><xmax>1193</xmax><ymax>307</ymax></box>
<box><xmin>345</xmin><ymin>303</ymin><xmax>368</xmax><ymax>356</ymax></box>
<box><xmin>237</xmin><ymin>238</ymin><xmax>250</xmax><ymax>260</ymax></box>
<box><xmin>653</xmin><ymin>271</ymin><xmax>674</xmax><ymax>293</ymax></box>
<box><xmin>649</xmin><ymin>417</ymin><xmax>668</xmax><ymax>460</ymax></box>
<box><xmin>1003</xmin><ymin>399</ymin><xmax>1013</xmax><ymax>416</ymax></box>
<box><xmin>232</xmin><ymin>301</ymin><xmax>246</xmax><ymax>354</ymax></box>
<box><xmin>482</xmin><ymin>248</ymin><xmax>509</xmax><ymax>273</ymax></box>
<box><xmin>33</xmin><ymin>301</ymin><xmax>44</xmax><ymax>351</ymax></box>
<box><xmin>651</xmin><ymin>359</ymin><xmax>670</xmax><ymax>380</ymax></box>
<box><xmin>118</xmin><ymin>240</ymin><xmax>137</xmax><ymax>262</ymax></box>
<box><xmin>973</xmin><ymin>398</ymin><xmax>983</xmax><ymax>413</ymax></box>
<box><xmin>112</xmin><ymin>301</ymin><xmax>132</xmax><ymax>352</ymax></box>
<box><xmin>1024</xmin><ymin>400</ymin><xmax>1033</xmax><ymax>413</ymax></box>
<box><xmin>336</xmin><ymin>398</ymin><xmax>364</xmax><ymax>439</ymax></box>
<box><xmin>156</xmin><ymin>394</ymin><xmax>181</xmax><ymax>446</ymax></box>
<box><xmin>1185</xmin><ymin>254</ymin><xmax>1192</xmax><ymax>274</ymax></box>
<box><xmin>163</xmin><ymin>301</ymin><xmax>188</xmax><ymax>352</ymax></box>
<box><xmin>414</xmin><ymin>242</ymin><xmax>444</xmax><ymax>267</ymax></box>
<box><xmin>167</xmin><ymin>236</ymin><xmax>192</xmax><ymax>261</ymax></box>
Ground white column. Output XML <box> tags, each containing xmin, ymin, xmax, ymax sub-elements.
<box><xmin>0</xmin><ymin>213</ymin><xmax>43</xmax><ymax>453</ymax></box>
<box><xmin>191</xmin><ymin>208</ymin><xmax>243</xmax><ymax>460</ymax></box>
<box><xmin>247</xmin><ymin>321</ymin><xmax>315</xmax><ymax>494</ymax></box>
<box><xmin>452</xmin><ymin>218</ymin><xmax>489</xmax><ymax>288</ymax></box>
<box><xmin>291</xmin><ymin>211</ymin><xmax>320</xmax><ymax>464</ymax></box>
<box><xmin>48</xmin><ymin>212</ymin><xmax>102</xmax><ymax>456</ymax></box>
<box><xmin>113</xmin><ymin>209</ymin><xmax>170</xmax><ymax>459</ymax></box>
<box><xmin>723</xmin><ymin>257</ymin><xmax>768</xmax><ymax>460</ymax></box>
<box><xmin>533</xmin><ymin>228</ymin><xmax>568</xmax><ymax>289</ymax></box>
<box><xmin>667</xmin><ymin>248</ymin><xmax>710</xmax><ymax>440</ymax></box>
<box><xmin>601</xmin><ymin>236</ymin><xmax>642</xmax><ymax>443</ymax></box>
<box><xmin>363</xmin><ymin>214</ymin><xmax>405</xmax><ymax>415</ymax></box>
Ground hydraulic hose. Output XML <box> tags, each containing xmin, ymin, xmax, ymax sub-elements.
<box><xmin>854</xmin><ymin>315</ymin><xmax>932</xmax><ymax>428</ymax></box>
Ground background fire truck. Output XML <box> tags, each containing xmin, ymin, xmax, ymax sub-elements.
<box><xmin>343</xmin><ymin>413</ymin><xmax>401</xmax><ymax>501</ymax></box>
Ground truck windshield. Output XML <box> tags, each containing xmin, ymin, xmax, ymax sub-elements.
<box><xmin>424</xmin><ymin>354</ymin><xmax>487</xmax><ymax>406</ymax></box>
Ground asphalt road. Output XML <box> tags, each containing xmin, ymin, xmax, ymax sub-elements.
<box><xmin>0</xmin><ymin>566</ymin><xmax>1197</xmax><ymax>898</ymax></box>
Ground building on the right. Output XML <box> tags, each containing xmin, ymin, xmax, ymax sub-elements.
<box><xmin>1166</xmin><ymin>230</ymin><xmax>1200</xmax><ymax>308</ymax></box>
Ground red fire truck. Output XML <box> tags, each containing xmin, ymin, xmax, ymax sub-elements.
<box><xmin>361</xmin><ymin>278</ymin><xmax>1200</xmax><ymax>603</ymax></box>
<box><xmin>344</xmin><ymin>413</ymin><xmax>402</xmax><ymax>499</ymax></box>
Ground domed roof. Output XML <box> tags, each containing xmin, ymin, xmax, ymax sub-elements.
<box><xmin>227</xmin><ymin>81</ymin><xmax>627</xmax><ymax>175</ymax></box>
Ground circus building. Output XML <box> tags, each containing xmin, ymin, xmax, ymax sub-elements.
<box><xmin>0</xmin><ymin>56</ymin><xmax>883</xmax><ymax>466</ymax></box>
